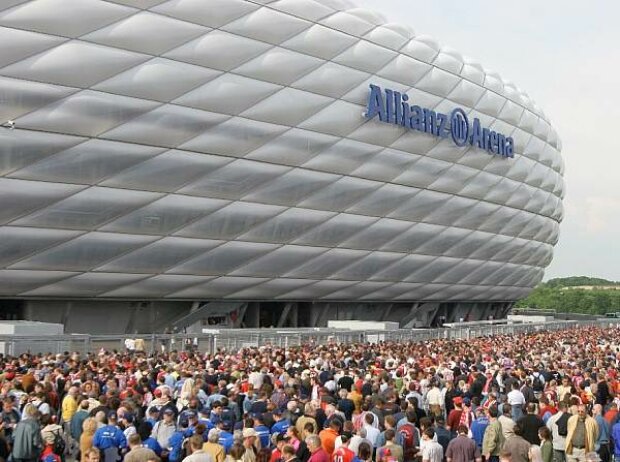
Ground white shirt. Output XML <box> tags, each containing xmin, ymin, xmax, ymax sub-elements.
<box><xmin>364</xmin><ymin>424</ymin><xmax>380</xmax><ymax>447</ymax></box>
<box><xmin>422</xmin><ymin>440</ymin><xmax>443</xmax><ymax>462</ymax></box>
<box><xmin>507</xmin><ymin>389</ymin><xmax>525</xmax><ymax>405</ymax></box>
<box><xmin>426</xmin><ymin>388</ymin><xmax>443</xmax><ymax>407</ymax></box>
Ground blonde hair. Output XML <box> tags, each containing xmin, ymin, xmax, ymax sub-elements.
<box><xmin>82</xmin><ymin>417</ymin><xmax>98</xmax><ymax>436</ymax></box>
<box><xmin>23</xmin><ymin>403</ymin><xmax>39</xmax><ymax>419</ymax></box>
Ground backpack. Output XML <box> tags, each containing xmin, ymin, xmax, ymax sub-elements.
<box><xmin>51</xmin><ymin>430</ymin><xmax>66</xmax><ymax>456</ymax></box>
<box><xmin>399</xmin><ymin>423</ymin><xmax>419</xmax><ymax>460</ymax></box>
<box><xmin>556</xmin><ymin>413</ymin><xmax>570</xmax><ymax>437</ymax></box>
<box><xmin>532</xmin><ymin>374</ymin><xmax>544</xmax><ymax>392</ymax></box>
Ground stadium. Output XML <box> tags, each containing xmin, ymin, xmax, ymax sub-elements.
<box><xmin>0</xmin><ymin>0</ymin><xmax>564</xmax><ymax>333</ymax></box>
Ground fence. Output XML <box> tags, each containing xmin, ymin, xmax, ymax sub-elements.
<box><xmin>1</xmin><ymin>319</ymin><xmax>619</xmax><ymax>356</ymax></box>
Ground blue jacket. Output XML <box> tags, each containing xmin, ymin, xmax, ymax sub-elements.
<box><xmin>93</xmin><ymin>425</ymin><xmax>127</xmax><ymax>450</ymax></box>
<box><xmin>255</xmin><ymin>425</ymin><xmax>271</xmax><ymax>448</ymax></box>
<box><xmin>271</xmin><ymin>419</ymin><xmax>291</xmax><ymax>435</ymax></box>
<box><xmin>167</xmin><ymin>431</ymin><xmax>185</xmax><ymax>462</ymax></box>
<box><xmin>470</xmin><ymin>417</ymin><xmax>489</xmax><ymax>448</ymax></box>
<box><xmin>142</xmin><ymin>437</ymin><xmax>162</xmax><ymax>455</ymax></box>
<box><xmin>218</xmin><ymin>431</ymin><xmax>234</xmax><ymax>453</ymax></box>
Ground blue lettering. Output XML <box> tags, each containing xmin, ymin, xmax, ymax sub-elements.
<box><xmin>401</xmin><ymin>94</ymin><xmax>410</xmax><ymax>126</ymax></box>
<box><xmin>423</xmin><ymin>108</ymin><xmax>437</xmax><ymax>135</ymax></box>
<box><xmin>365</xmin><ymin>84</ymin><xmax>386</xmax><ymax>121</ymax></box>
<box><xmin>505</xmin><ymin>137</ymin><xmax>514</xmax><ymax>157</ymax></box>
<box><xmin>409</xmin><ymin>105</ymin><xmax>423</xmax><ymax>130</ymax></box>
<box><xmin>436</xmin><ymin>113</ymin><xmax>449</xmax><ymax>138</ymax></box>
<box><xmin>470</xmin><ymin>118</ymin><xmax>483</xmax><ymax>148</ymax></box>
<box><xmin>385</xmin><ymin>89</ymin><xmax>394</xmax><ymax>124</ymax></box>
<box><xmin>365</xmin><ymin>84</ymin><xmax>512</xmax><ymax>159</ymax></box>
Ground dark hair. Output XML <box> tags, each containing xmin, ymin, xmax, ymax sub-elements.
<box><xmin>230</xmin><ymin>444</ymin><xmax>245</xmax><ymax>460</ymax></box>
<box><xmin>358</xmin><ymin>442</ymin><xmax>372</xmax><ymax>461</ymax></box>
<box><xmin>488</xmin><ymin>406</ymin><xmax>499</xmax><ymax>418</ymax></box>
<box><xmin>538</xmin><ymin>426</ymin><xmax>551</xmax><ymax>440</ymax></box>
<box><xmin>385</xmin><ymin>429</ymin><xmax>395</xmax><ymax>441</ymax></box>
<box><xmin>424</xmin><ymin>427</ymin><xmax>435</xmax><ymax>439</ymax></box>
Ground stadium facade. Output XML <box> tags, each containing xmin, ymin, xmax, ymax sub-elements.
<box><xmin>0</xmin><ymin>0</ymin><xmax>564</xmax><ymax>333</ymax></box>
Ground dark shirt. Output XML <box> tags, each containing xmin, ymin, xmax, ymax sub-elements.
<box><xmin>446</xmin><ymin>435</ymin><xmax>481</xmax><ymax>462</ymax></box>
<box><xmin>517</xmin><ymin>414</ymin><xmax>545</xmax><ymax>445</ymax></box>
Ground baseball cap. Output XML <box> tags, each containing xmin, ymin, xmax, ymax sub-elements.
<box><xmin>107</xmin><ymin>411</ymin><xmax>118</xmax><ymax>420</ymax></box>
<box><xmin>243</xmin><ymin>428</ymin><xmax>258</xmax><ymax>438</ymax></box>
<box><xmin>163</xmin><ymin>408</ymin><xmax>175</xmax><ymax>415</ymax></box>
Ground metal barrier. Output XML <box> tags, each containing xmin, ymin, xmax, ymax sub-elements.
<box><xmin>1</xmin><ymin>319</ymin><xmax>619</xmax><ymax>356</ymax></box>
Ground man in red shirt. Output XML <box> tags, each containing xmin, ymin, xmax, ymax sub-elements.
<box><xmin>447</xmin><ymin>397</ymin><xmax>464</xmax><ymax>434</ymax></box>
<box><xmin>332</xmin><ymin>433</ymin><xmax>355</xmax><ymax>462</ymax></box>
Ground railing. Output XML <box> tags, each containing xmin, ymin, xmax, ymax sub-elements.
<box><xmin>2</xmin><ymin>319</ymin><xmax>618</xmax><ymax>356</ymax></box>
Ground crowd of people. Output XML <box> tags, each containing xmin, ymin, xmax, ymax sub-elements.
<box><xmin>1</xmin><ymin>326</ymin><xmax>620</xmax><ymax>462</ymax></box>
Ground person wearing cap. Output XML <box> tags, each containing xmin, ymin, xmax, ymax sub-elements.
<box><xmin>92</xmin><ymin>411</ymin><xmax>127</xmax><ymax>462</ymax></box>
<box><xmin>151</xmin><ymin>408</ymin><xmax>177</xmax><ymax>451</ymax></box>
<box><xmin>203</xmin><ymin>429</ymin><xmax>225</xmax><ymax>462</ymax></box>
<box><xmin>252</xmin><ymin>416</ymin><xmax>271</xmax><ymax>449</ymax></box>
<box><xmin>507</xmin><ymin>383</ymin><xmax>526</xmax><ymax>422</ymax></box>
<box><xmin>124</xmin><ymin>433</ymin><xmax>157</xmax><ymax>462</ymax></box>
<box><xmin>271</xmin><ymin>410</ymin><xmax>291</xmax><ymax>436</ymax></box>
<box><xmin>217</xmin><ymin>421</ymin><xmax>234</xmax><ymax>454</ymax></box>
<box><xmin>447</xmin><ymin>398</ymin><xmax>464</xmax><ymax>437</ymax></box>
<box><xmin>242</xmin><ymin>428</ymin><xmax>260</xmax><ymax>462</ymax></box>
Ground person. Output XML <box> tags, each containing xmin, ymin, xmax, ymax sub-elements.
<box><xmin>306</xmin><ymin>436</ymin><xmax>328</xmax><ymax>462</ymax></box>
<box><xmin>282</xmin><ymin>444</ymin><xmax>298</xmax><ymax>462</ymax></box>
<box><xmin>71</xmin><ymin>401</ymin><xmax>91</xmax><ymax>446</ymax></box>
<box><xmin>355</xmin><ymin>443</ymin><xmax>372</xmax><ymax>462</ymax></box>
<box><xmin>471</xmin><ymin>408</ymin><xmax>489</xmax><ymax>450</ymax></box>
<box><xmin>421</xmin><ymin>428</ymin><xmax>443</xmax><ymax>462</ymax></box>
<box><xmin>507</xmin><ymin>384</ymin><xmax>526</xmax><ymax>423</ymax></box>
<box><xmin>39</xmin><ymin>430</ymin><xmax>61</xmax><ymax>462</ymax></box>
<box><xmin>547</xmin><ymin>401</ymin><xmax>569</xmax><ymax>462</ymax></box>
<box><xmin>332</xmin><ymin>433</ymin><xmax>355</xmax><ymax>462</ymax></box>
<box><xmin>12</xmin><ymin>404</ymin><xmax>42</xmax><ymax>462</ymax></box>
<box><xmin>482</xmin><ymin>406</ymin><xmax>505</xmax><ymax>462</ymax></box>
<box><xmin>92</xmin><ymin>412</ymin><xmax>127</xmax><ymax>462</ymax></box>
<box><xmin>183</xmin><ymin>435</ymin><xmax>213</xmax><ymax>462</ymax></box>
<box><xmin>124</xmin><ymin>433</ymin><xmax>157</xmax><ymax>462</ymax></box>
<box><xmin>152</xmin><ymin>409</ymin><xmax>177</xmax><ymax>452</ymax></box>
<box><xmin>62</xmin><ymin>387</ymin><xmax>79</xmax><ymax>446</ymax></box>
<box><xmin>80</xmin><ymin>419</ymin><xmax>98</xmax><ymax>462</ymax></box>
<box><xmin>499</xmin><ymin>406</ymin><xmax>516</xmax><ymax>442</ymax></box>
<box><xmin>427</xmin><ymin>382</ymin><xmax>443</xmax><ymax>419</ymax></box>
<box><xmin>445</xmin><ymin>425</ymin><xmax>481</xmax><ymax>462</ymax></box>
<box><xmin>242</xmin><ymin>428</ymin><xmax>260</xmax><ymax>462</ymax></box>
<box><xmin>593</xmin><ymin>404</ymin><xmax>611</xmax><ymax>462</ymax></box>
<box><xmin>566</xmin><ymin>405</ymin><xmax>598</xmax><ymax>462</ymax></box>
<box><xmin>518</xmin><ymin>403</ymin><xmax>545</xmax><ymax>446</ymax></box>
<box><xmin>227</xmin><ymin>445</ymin><xmax>245</xmax><ymax>462</ymax></box>
<box><xmin>502</xmin><ymin>423</ymin><xmax>531</xmax><ymax>462</ymax></box>
<box><xmin>83</xmin><ymin>448</ymin><xmax>101</xmax><ymax>462</ymax></box>
<box><xmin>377</xmin><ymin>429</ymin><xmax>403</xmax><ymax>462</ymax></box>
<box><xmin>434</xmin><ymin>417</ymin><xmax>453</xmax><ymax>456</ymax></box>
<box><xmin>539</xmin><ymin>427</ymin><xmax>553</xmax><ymax>462</ymax></box>
<box><xmin>319</xmin><ymin>420</ymin><xmax>340</xmax><ymax>457</ymax></box>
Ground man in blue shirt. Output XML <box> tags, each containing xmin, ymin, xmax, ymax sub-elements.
<box><xmin>167</xmin><ymin>419</ymin><xmax>188</xmax><ymax>462</ymax></box>
<box><xmin>594</xmin><ymin>404</ymin><xmax>611</xmax><ymax>462</ymax></box>
<box><xmin>253</xmin><ymin>414</ymin><xmax>271</xmax><ymax>449</ymax></box>
<box><xmin>470</xmin><ymin>408</ymin><xmax>489</xmax><ymax>449</ymax></box>
<box><xmin>93</xmin><ymin>412</ymin><xmax>127</xmax><ymax>462</ymax></box>
<box><xmin>217</xmin><ymin>421</ymin><xmax>234</xmax><ymax>454</ymax></box>
<box><xmin>271</xmin><ymin>409</ymin><xmax>291</xmax><ymax>435</ymax></box>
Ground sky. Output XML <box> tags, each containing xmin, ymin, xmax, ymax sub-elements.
<box><xmin>355</xmin><ymin>0</ymin><xmax>620</xmax><ymax>282</ymax></box>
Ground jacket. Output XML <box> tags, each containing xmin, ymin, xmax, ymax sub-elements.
<box><xmin>566</xmin><ymin>415</ymin><xmax>598</xmax><ymax>454</ymax></box>
<box><xmin>482</xmin><ymin>420</ymin><xmax>505</xmax><ymax>457</ymax></box>
<box><xmin>12</xmin><ymin>418</ymin><xmax>42</xmax><ymax>460</ymax></box>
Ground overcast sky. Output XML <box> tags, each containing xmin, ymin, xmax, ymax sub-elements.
<box><xmin>354</xmin><ymin>0</ymin><xmax>620</xmax><ymax>282</ymax></box>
